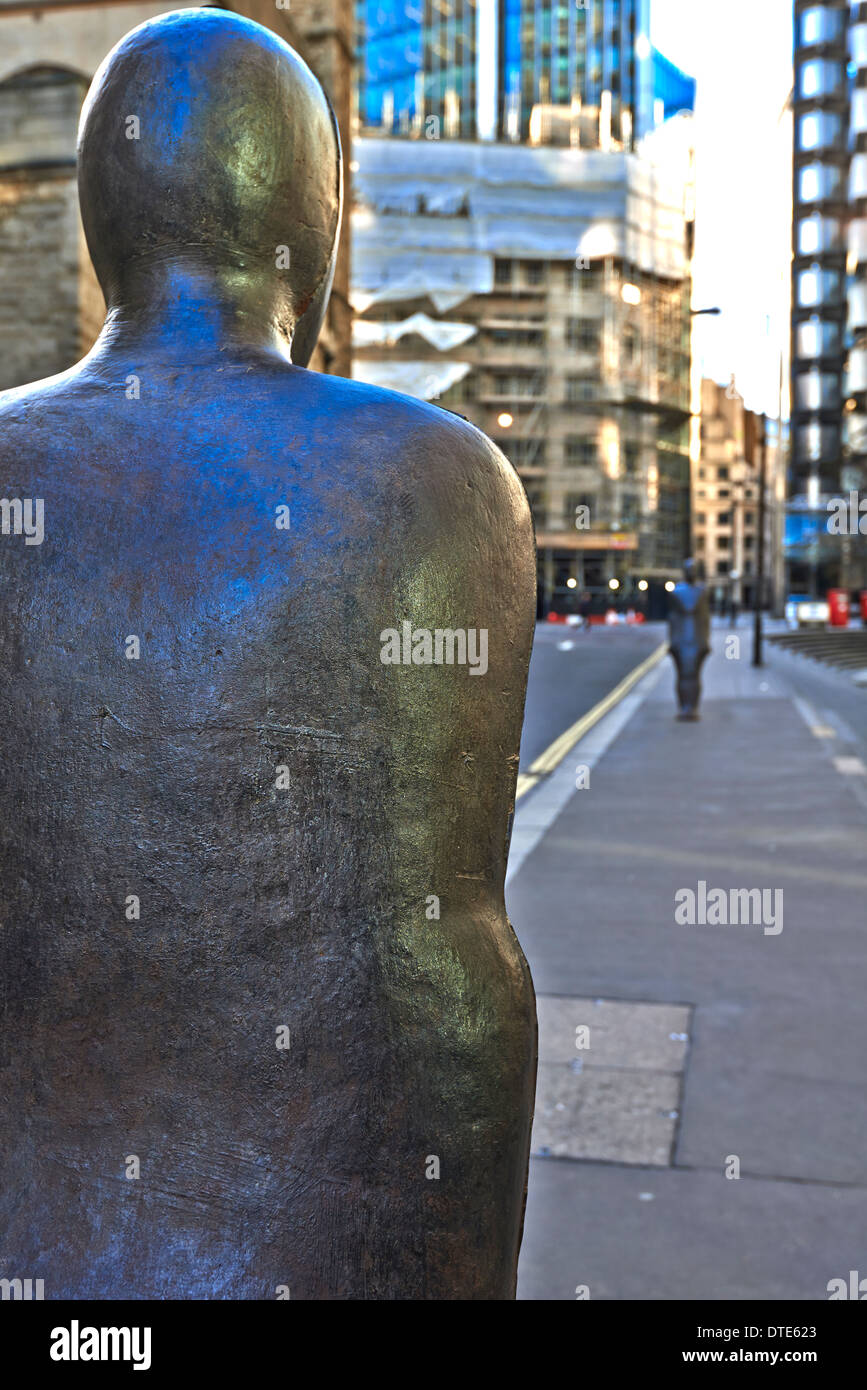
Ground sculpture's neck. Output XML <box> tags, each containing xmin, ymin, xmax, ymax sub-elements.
<box><xmin>89</xmin><ymin>259</ymin><xmax>296</xmax><ymax>365</ymax></box>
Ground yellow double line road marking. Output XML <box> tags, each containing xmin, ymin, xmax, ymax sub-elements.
<box><xmin>515</xmin><ymin>641</ymin><xmax>668</xmax><ymax>801</ymax></box>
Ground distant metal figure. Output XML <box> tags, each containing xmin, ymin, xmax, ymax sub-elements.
<box><xmin>667</xmin><ymin>559</ymin><xmax>711</xmax><ymax>720</ymax></box>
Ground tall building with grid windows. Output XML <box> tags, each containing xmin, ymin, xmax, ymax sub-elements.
<box><xmin>357</xmin><ymin>0</ymin><xmax>694</xmax><ymax>147</ymax></box>
<box><xmin>790</xmin><ymin>0</ymin><xmax>867</xmax><ymax>593</ymax></box>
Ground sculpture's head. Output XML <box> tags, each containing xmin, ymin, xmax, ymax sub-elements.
<box><xmin>683</xmin><ymin>557</ymin><xmax>697</xmax><ymax>582</ymax></box>
<box><xmin>77</xmin><ymin>8</ymin><xmax>342</xmax><ymax>365</ymax></box>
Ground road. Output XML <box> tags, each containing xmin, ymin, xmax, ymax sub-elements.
<box><xmin>519</xmin><ymin>621</ymin><xmax>666</xmax><ymax>770</ymax></box>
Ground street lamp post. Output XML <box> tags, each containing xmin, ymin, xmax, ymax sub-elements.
<box><xmin>753</xmin><ymin>414</ymin><xmax>767</xmax><ymax>667</ymax></box>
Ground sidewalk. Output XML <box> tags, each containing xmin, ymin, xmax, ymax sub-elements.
<box><xmin>508</xmin><ymin>640</ymin><xmax>867</xmax><ymax>1300</ymax></box>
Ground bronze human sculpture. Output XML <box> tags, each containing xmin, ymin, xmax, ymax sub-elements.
<box><xmin>0</xmin><ymin>9</ymin><xmax>537</xmax><ymax>1299</ymax></box>
<box><xmin>667</xmin><ymin>558</ymin><xmax>712</xmax><ymax>720</ymax></box>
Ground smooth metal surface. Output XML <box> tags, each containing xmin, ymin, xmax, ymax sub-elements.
<box><xmin>667</xmin><ymin>559</ymin><xmax>711</xmax><ymax>720</ymax></box>
<box><xmin>0</xmin><ymin>9</ymin><xmax>537</xmax><ymax>1299</ymax></box>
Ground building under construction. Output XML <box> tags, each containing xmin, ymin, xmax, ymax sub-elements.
<box><xmin>352</xmin><ymin>125</ymin><xmax>695</xmax><ymax>614</ymax></box>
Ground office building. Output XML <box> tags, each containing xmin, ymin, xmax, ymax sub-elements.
<box><xmin>790</xmin><ymin>0</ymin><xmax>867</xmax><ymax>591</ymax></box>
<box><xmin>357</xmin><ymin>0</ymin><xmax>695</xmax><ymax>147</ymax></box>
<box><xmin>693</xmin><ymin>379</ymin><xmax>786</xmax><ymax>615</ymax></box>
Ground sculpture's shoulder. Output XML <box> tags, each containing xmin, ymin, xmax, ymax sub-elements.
<box><xmin>0</xmin><ymin>362</ymin><xmax>532</xmax><ymax>554</ymax></box>
<box><xmin>300</xmin><ymin>369</ymin><xmax>524</xmax><ymax>480</ymax></box>
<box><xmin>0</xmin><ymin>367</ymin><xmax>86</xmax><ymax>463</ymax></box>
<box><xmin>0</xmin><ymin>378</ymin><xmax>46</xmax><ymax>438</ymax></box>
<box><xmin>282</xmin><ymin>368</ymin><xmax>534</xmax><ymax>537</ymax></box>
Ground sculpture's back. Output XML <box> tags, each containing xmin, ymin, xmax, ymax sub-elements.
<box><xmin>0</xmin><ymin>10</ymin><xmax>537</xmax><ymax>1299</ymax></box>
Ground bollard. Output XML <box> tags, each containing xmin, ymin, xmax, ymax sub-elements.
<box><xmin>0</xmin><ymin>9</ymin><xmax>537</xmax><ymax>1300</ymax></box>
<box><xmin>667</xmin><ymin>558</ymin><xmax>712</xmax><ymax>720</ymax></box>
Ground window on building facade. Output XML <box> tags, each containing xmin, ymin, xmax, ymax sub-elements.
<box><xmin>799</xmin><ymin>163</ymin><xmax>843</xmax><ymax>203</ymax></box>
<box><xmin>853</xmin><ymin>88</ymin><xmax>867</xmax><ymax>136</ymax></box>
<box><xmin>795</xmin><ymin>369</ymin><xmax>841</xmax><ymax>411</ymax></box>
<box><xmin>796</xmin><ymin>318</ymin><xmax>842</xmax><ymax>359</ymax></box>
<box><xmin>488</xmin><ymin>326</ymin><xmax>545</xmax><ymax>348</ymax></box>
<box><xmin>798</xmin><ymin>110</ymin><xmax>843</xmax><ymax>152</ymax></box>
<box><xmin>799</xmin><ymin>5</ymin><xmax>844</xmax><ymax>46</ymax></box>
<box><xmin>565</xmin><ymin>436</ymin><xmax>598</xmax><ymax>467</ymax></box>
<box><xmin>797</xmin><ymin>216</ymin><xmax>844</xmax><ymax>256</ymax></box>
<box><xmin>494</xmin><ymin>259</ymin><xmax>512</xmax><ymax>286</ymax></box>
<box><xmin>797</xmin><ymin>266</ymin><xmax>843</xmax><ymax>308</ymax></box>
<box><xmin>491</xmin><ymin>373</ymin><xmax>543</xmax><ymax>397</ymax></box>
<box><xmin>798</xmin><ymin>58</ymin><xmax>845</xmax><ymax>102</ymax></box>
<box><xmin>794</xmin><ymin>421</ymin><xmax>840</xmax><ymax>463</ymax></box>
<box><xmin>851</xmin><ymin>153</ymin><xmax>867</xmax><ymax>199</ymax></box>
<box><xmin>624</xmin><ymin>325</ymin><xmax>641</xmax><ymax>362</ymax></box>
<box><xmin>565</xmin><ymin>376</ymin><xmax>599</xmax><ymax>402</ymax></box>
<box><xmin>566</xmin><ymin>317</ymin><xmax>602</xmax><ymax>352</ymax></box>
<box><xmin>570</xmin><ymin>261</ymin><xmax>605</xmax><ymax>293</ymax></box>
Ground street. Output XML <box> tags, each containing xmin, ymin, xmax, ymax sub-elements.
<box><xmin>508</xmin><ymin>622</ymin><xmax>867</xmax><ymax>1300</ymax></box>
<box><xmin>519</xmin><ymin>622</ymin><xmax>664</xmax><ymax>770</ymax></box>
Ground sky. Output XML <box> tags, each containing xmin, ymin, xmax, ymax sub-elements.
<box><xmin>650</xmin><ymin>0</ymin><xmax>794</xmax><ymax>418</ymax></box>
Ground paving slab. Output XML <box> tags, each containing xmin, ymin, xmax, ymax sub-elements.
<box><xmin>536</xmin><ymin>995</ymin><xmax>691</xmax><ymax>1070</ymax></box>
<box><xmin>533</xmin><ymin>1065</ymin><xmax>681</xmax><ymax>1165</ymax></box>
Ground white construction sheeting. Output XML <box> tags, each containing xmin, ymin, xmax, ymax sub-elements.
<box><xmin>352</xmin><ymin>135</ymin><xmax>693</xmax><ymax>310</ymax></box>
<box><xmin>350</xmin><ymin>359</ymin><xmax>473</xmax><ymax>401</ymax></box>
<box><xmin>352</xmin><ymin>312</ymin><xmax>478</xmax><ymax>352</ymax></box>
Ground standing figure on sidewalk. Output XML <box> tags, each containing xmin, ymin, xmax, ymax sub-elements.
<box><xmin>0</xmin><ymin>9</ymin><xmax>537</xmax><ymax>1300</ymax></box>
<box><xmin>668</xmin><ymin>559</ymin><xmax>711</xmax><ymax>721</ymax></box>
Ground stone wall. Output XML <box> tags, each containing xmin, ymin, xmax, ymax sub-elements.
<box><xmin>0</xmin><ymin>67</ymin><xmax>99</xmax><ymax>390</ymax></box>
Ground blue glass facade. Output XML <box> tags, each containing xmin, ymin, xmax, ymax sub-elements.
<box><xmin>357</xmin><ymin>0</ymin><xmax>694</xmax><ymax>143</ymax></box>
<box><xmin>651</xmin><ymin>45</ymin><xmax>697</xmax><ymax>121</ymax></box>
<box><xmin>359</xmin><ymin>1</ymin><xmax>424</xmax><ymax>130</ymax></box>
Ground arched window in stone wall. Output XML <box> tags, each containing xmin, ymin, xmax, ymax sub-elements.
<box><xmin>0</xmin><ymin>65</ymin><xmax>89</xmax><ymax>171</ymax></box>
<box><xmin>0</xmin><ymin>65</ymin><xmax>103</xmax><ymax>392</ymax></box>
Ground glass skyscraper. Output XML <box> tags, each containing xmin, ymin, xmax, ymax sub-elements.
<box><xmin>357</xmin><ymin>0</ymin><xmax>694</xmax><ymax>146</ymax></box>
<box><xmin>789</xmin><ymin>1</ymin><xmax>867</xmax><ymax>592</ymax></box>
